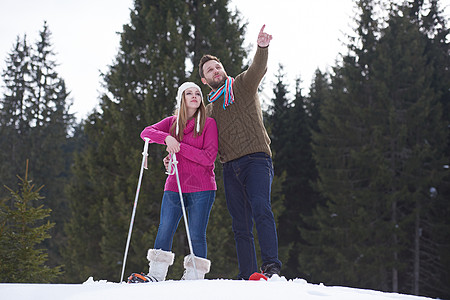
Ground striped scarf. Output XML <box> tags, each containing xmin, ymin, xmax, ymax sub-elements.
<box><xmin>207</xmin><ymin>76</ymin><xmax>235</xmax><ymax>109</ymax></box>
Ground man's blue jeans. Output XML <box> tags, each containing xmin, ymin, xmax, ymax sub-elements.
<box><xmin>154</xmin><ymin>190</ymin><xmax>215</xmax><ymax>258</ymax></box>
<box><xmin>223</xmin><ymin>152</ymin><xmax>281</xmax><ymax>279</ymax></box>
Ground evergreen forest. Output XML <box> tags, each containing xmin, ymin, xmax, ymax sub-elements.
<box><xmin>0</xmin><ymin>0</ymin><xmax>448</xmax><ymax>299</ymax></box>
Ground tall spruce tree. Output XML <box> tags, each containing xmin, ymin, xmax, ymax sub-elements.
<box><xmin>0</xmin><ymin>35</ymin><xmax>31</xmax><ymax>194</ymax></box>
<box><xmin>267</xmin><ymin>65</ymin><xmax>291</xmax><ymax>174</ymax></box>
<box><xmin>290</xmin><ymin>70</ymin><xmax>329</xmax><ymax>278</ymax></box>
<box><xmin>266</xmin><ymin>66</ymin><xmax>321</xmax><ymax>278</ymax></box>
<box><xmin>29</xmin><ymin>24</ymin><xmax>74</xmax><ymax>269</ymax></box>
<box><xmin>370</xmin><ymin>5</ymin><xmax>446</xmax><ymax>295</ymax></box>
<box><xmin>307</xmin><ymin>69</ymin><xmax>330</xmax><ymax>133</ymax></box>
<box><xmin>261</xmin><ymin>65</ymin><xmax>292</xmax><ymax>275</ymax></box>
<box><xmin>406</xmin><ymin>2</ymin><xmax>450</xmax><ymax>296</ymax></box>
<box><xmin>300</xmin><ymin>0</ymin><xmax>384</xmax><ymax>288</ymax></box>
<box><xmin>301</xmin><ymin>1</ymin><xmax>448</xmax><ymax>298</ymax></box>
<box><xmin>376</xmin><ymin>1</ymin><xmax>448</xmax><ymax>297</ymax></box>
<box><xmin>64</xmin><ymin>0</ymin><xmax>247</xmax><ymax>282</ymax></box>
<box><xmin>0</xmin><ymin>22</ymin><xmax>74</xmax><ymax>271</ymax></box>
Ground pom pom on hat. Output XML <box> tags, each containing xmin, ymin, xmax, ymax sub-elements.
<box><xmin>175</xmin><ymin>82</ymin><xmax>203</xmax><ymax>135</ymax></box>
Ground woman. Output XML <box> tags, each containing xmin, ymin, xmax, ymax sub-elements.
<box><xmin>128</xmin><ymin>82</ymin><xmax>218</xmax><ymax>283</ymax></box>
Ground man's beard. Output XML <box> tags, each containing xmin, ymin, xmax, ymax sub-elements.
<box><xmin>208</xmin><ymin>76</ymin><xmax>226</xmax><ymax>90</ymax></box>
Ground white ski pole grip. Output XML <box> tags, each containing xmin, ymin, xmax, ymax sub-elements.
<box><xmin>120</xmin><ymin>138</ymin><xmax>150</xmax><ymax>283</ymax></box>
<box><xmin>143</xmin><ymin>138</ymin><xmax>150</xmax><ymax>169</ymax></box>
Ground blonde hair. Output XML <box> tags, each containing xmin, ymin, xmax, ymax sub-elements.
<box><xmin>170</xmin><ymin>91</ymin><xmax>206</xmax><ymax>141</ymax></box>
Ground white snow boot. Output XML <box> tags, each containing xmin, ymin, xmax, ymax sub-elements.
<box><xmin>147</xmin><ymin>249</ymin><xmax>175</xmax><ymax>282</ymax></box>
<box><xmin>181</xmin><ymin>254</ymin><xmax>211</xmax><ymax>280</ymax></box>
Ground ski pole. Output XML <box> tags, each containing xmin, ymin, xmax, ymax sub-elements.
<box><xmin>120</xmin><ymin>137</ymin><xmax>150</xmax><ymax>283</ymax></box>
<box><xmin>169</xmin><ymin>153</ymin><xmax>199</xmax><ymax>279</ymax></box>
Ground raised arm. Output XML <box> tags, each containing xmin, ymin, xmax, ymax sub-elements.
<box><xmin>239</xmin><ymin>25</ymin><xmax>273</xmax><ymax>93</ymax></box>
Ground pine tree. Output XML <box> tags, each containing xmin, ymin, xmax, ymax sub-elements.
<box><xmin>301</xmin><ymin>1</ymin><xmax>448</xmax><ymax>298</ymax></box>
<box><xmin>29</xmin><ymin>23</ymin><xmax>74</xmax><ymax>269</ymax></box>
<box><xmin>267</xmin><ymin>65</ymin><xmax>291</xmax><ymax>164</ymax></box>
<box><xmin>64</xmin><ymin>0</ymin><xmax>247</xmax><ymax>282</ymax></box>
<box><xmin>300</xmin><ymin>0</ymin><xmax>384</xmax><ymax>287</ymax></box>
<box><xmin>370</xmin><ymin>6</ymin><xmax>446</xmax><ymax>293</ymax></box>
<box><xmin>0</xmin><ymin>22</ymin><xmax>74</xmax><ymax>272</ymax></box>
<box><xmin>0</xmin><ymin>161</ymin><xmax>62</xmax><ymax>282</ymax></box>
<box><xmin>307</xmin><ymin>69</ymin><xmax>330</xmax><ymax>133</ymax></box>
<box><xmin>0</xmin><ymin>35</ymin><xmax>32</xmax><ymax>197</ymax></box>
<box><xmin>301</xmin><ymin>0</ymin><xmax>391</xmax><ymax>289</ymax></box>
<box><xmin>373</xmin><ymin>2</ymin><xmax>448</xmax><ymax>297</ymax></box>
<box><xmin>406</xmin><ymin>2</ymin><xmax>450</xmax><ymax>296</ymax></box>
<box><xmin>288</xmin><ymin>70</ymin><xmax>329</xmax><ymax>279</ymax></box>
<box><xmin>265</xmin><ymin>66</ymin><xmax>318</xmax><ymax>278</ymax></box>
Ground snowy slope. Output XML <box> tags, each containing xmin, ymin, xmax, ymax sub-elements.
<box><xmin>0</xmin><ymin>276</ymin><xmax>434</xmax><ymax>300</ymax></box>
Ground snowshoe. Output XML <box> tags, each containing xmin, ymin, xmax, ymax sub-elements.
<box><xmin>249</xmin><ymin>272</ymin><xmax>268</xmax><ymax>281</ymax></box>
<box><xmin>127</xmin><ymin>272</ymin><xmax>158</xmax><ymax>283</ymax></box>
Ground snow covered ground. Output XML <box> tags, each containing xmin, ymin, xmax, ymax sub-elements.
<box><xmin>0</xmin><ymin>276</ymin><xmax>434</xmax><ymax>300</ymax></box>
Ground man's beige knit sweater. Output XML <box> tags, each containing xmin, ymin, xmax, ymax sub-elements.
<box><xmin>206</xmin><ymin>47</ymin><xmax>271</xmax><ymax>163</ymax></box>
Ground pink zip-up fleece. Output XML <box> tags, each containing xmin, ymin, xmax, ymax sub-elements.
<box><xmin>140</xmin><ymin>116</ymin><xmax>218</xmax><ymax>193</ymax></box>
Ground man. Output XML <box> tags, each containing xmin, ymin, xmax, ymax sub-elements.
<box><xmin>199</xmin><ymin>25</ymin><xmax>281</xmax><ymax>280</ymax></box>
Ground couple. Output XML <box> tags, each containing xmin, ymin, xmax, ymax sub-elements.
<box><xmin>133</xmin><ymin>25</ymin><xmax>281</xmax><ymax>282</ymax></box>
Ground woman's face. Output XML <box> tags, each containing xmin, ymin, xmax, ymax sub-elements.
<box><xmin>183</xmin><ymin>87</ymin><xmax>202</xmax><ymax>112</ymax></box>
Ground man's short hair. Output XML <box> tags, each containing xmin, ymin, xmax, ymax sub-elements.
<box><xmin>198</xmin><ymin>54</ymin><xmax>221</xmax><ymax>78</ymax></box>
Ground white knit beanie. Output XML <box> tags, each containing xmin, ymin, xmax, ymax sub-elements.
<box><xmin>175</xmin><ymin>82</ymin><xmax>203</xmax><ymax>135</ymax></box>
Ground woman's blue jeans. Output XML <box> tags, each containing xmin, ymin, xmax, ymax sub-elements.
<box><xmin>154</xmin><ymin>190</ymin><xmax>215</xmax><ymax>258</ymax></box>
<box><xmin>223</xmin><ymin>152</ymin><xmax>281</xmax><ymax>279</ymax></box>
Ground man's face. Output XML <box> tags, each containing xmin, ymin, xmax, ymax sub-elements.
<box><xmin>201</xmin><ymin>60</ymin><xmax>228</xmax><ymax>90</ymax></box>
